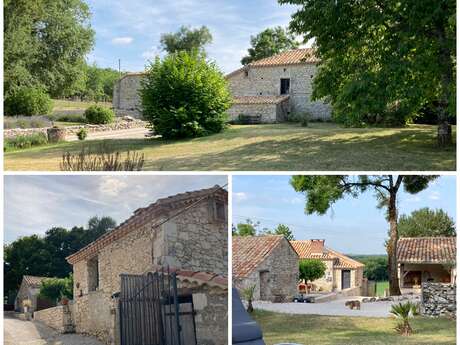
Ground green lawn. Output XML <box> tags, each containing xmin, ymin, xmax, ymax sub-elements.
<box><xmin>52</xmin><ymin>99</ymin><xmax>111</xmax><ymax>113</ymax></box>
<box><xmin>376</xmin><ymin>281</ymin><xmax>389</xmax><ymax>297</ymax></box>
<box><xmin>4</xmin><ymin>123</ymin><xmax>455</xmax><ymax>171</ymax></box>
<box><xmin>252</xmin><ymin>310</ymin><xmax>456</xmax><ymax>345</ymax></box>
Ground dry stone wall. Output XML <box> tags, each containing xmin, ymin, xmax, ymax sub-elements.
<box><xmin>34</xmin><ymin>305</ymin><xmax>73</xmax><ymax>333</ymax></box>
<box><xmin>421</xmin><ymin>283</ymin><xmax>456</xmax><ymax>318</ymax></box>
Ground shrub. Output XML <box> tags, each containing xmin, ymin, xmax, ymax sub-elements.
<box><xmin>390</xmin><ymin>301</ymin><xmax>418</xmax><ymax>336</ymax></box>
<box><xmin>39</xmin><ymin>275</ymin><xmax>73</xmax><ymax>303</ymax></box>
<box><xmin>4</xmin><ymin>133</ymin><xmax>48</xmax><ymax>151</ymax></box>
<box><xmin>77</xmin><ymin>128</ymin><xmax>88</xmax><ymax>140</ymax></box>
<box><xmin>84</xmin><ymin>105</ymin><xmax>114</xmax><ymax>124</ymax></box>
<box><xmin>3</xmin><ymin>116</ymin><xmax>52</xmax><ymax>129</ymax></box>
<box><xmin>4</xmin><ymin>87</ymin><xmax>53</xmax><ymax>116</ymax></box>
<box><xmin>50</xmin><ymin>113</ymin><xmax>87</xmax><ymax>123</ymax></box>
<box><xmin>141</xmin><ymin>51</ymin><xmax>232</xmax><ymax>139</ymax></box>
<box><xmin>240</xmin><ymin>284</ymin><xmax>256</xmax><ymax>313</ymax></box>
<box><xmin>299</xmin><ymin>259</ymin><xmax>327</xmax><ymax>282</ymax></box>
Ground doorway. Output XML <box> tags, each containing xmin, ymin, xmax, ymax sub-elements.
<box><xmin>341</xmin><ymin>270</ymin><xmax>351</xmax><ymax>290</ymax></box>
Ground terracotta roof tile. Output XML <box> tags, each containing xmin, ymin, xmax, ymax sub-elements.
<box><xmin>397</xmin><ymin>237</ymin><xmax>456</xmax><ymax>264</ymax></box>
<box><xmin>290</xmin><ymin>240</ymin><xmax>364</xmax><ymax>269</ymax></box>
<box><xmin>233</xmin><ymin>95</ymin><xmax>290</xmax><ymax>105</ymax></box>
<box><xmin>248</xmin><ymin>48</ymin><xmax>319</xmax><ymax>67</ymax></box>
<box><xmin>154</xmin><ymin>267</ymin><xmax>227</xmax><ymax>290</ymax></box>
<box><xmin>23</xmin><ymin>275</ymin><xmax>48</xmax><ymax>288</ymax></box>
<box><xmin>66</xmin><ymin>186</ymin><xmax>227</xmax><ymax>265</ymax></box>
<box><xmin>232</xmin><ymin>235</ymin><xmax>286</xmax><ymax>278</ymax></box>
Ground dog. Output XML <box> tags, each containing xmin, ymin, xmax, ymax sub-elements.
<box><xmin>345</xmin><ymin>300</ymin><xmax>361</xmax><ymax>310</ymax></box>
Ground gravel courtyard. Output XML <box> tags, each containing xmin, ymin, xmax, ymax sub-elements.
<box><xmin>253</xmin><ymin>295</ymin><xmax>421</xmax><ymax>318</ymax></box>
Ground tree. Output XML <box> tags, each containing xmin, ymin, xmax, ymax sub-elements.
<box><xmin>83</xmin><ymin>64</ymin><xmax>121</xmax><ymax>101</ymax></box>
<box><xmin>299</xmin><ymin>259</ymin><xmax>326</xmax><ymax>282</ymax></box>
<box><xmin>241</xmin><ymin>26</ymin><xmax>299</xmax><ymax>65</ymax></box>
<box><xmin>160</xmin><ymin>26</ymin><xmax>212</xmax><ymax>55</ymax></box>
<box><xmin>4</xmin><ymin>0</ymin><xmax>95</xmax><ymax>98</ymax></box>
<box><xmin>234</xmin><ymin>219</ymin><xmax>260</xmax><ymax>236</ymax></box>
<box><xmin>398</xmin><ymin>208</ymin><xmax>455</xmax><ymax>238</ymax></box>
<box><xmin>290</xmin><ymin>175</ymin><xmax>438</xmax><ymax>295</ymax></box>
<box><xmin>39</xmin><ymin>275</ymin><xmax>73</xmax><ymax>303</ymax></box>
<box><xmin>263</xmin><ymin>224</ymin><xmax>295</xmax><ymax>240</ymax></box>
<box><xmin>361</xmin><ymin>256</ymin><xmax>389</xmax><ymax>281</ymax></box>
<box><xmin>280</xmin><ymin>0</ymin><xmax>456</xmax><ymax>146</ymax></box>
<box><xmin>140</xmin><ymin>51</ymin><xmax>231</xmax><ymax>139</ymax></box>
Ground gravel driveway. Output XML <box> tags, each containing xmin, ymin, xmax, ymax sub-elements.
<box><xmin>254</xmin><ymin>295</ymin><xmax>421</xmax><ymax>318</ymax></box>
<box><xmin>4</xmin><ymin>314</ymin><xmax>104</xmax><ymax>345</ymax></box>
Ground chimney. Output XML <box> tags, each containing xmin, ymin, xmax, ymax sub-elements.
<box><xmin>311</xmin><ymin>239</ymin><xmax>325</xmax><ymax>255</ymax></box>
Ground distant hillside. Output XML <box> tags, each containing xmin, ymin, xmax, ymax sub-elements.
<box><xmin>349</xmin><ymin>254</ymin><xmax>388</xmax><ymax>262</ymax></box>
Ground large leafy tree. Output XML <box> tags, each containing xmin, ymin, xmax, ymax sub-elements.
<box><xmin>233</xmin><ymin>219</ymin><xmax>260</xmax><ymax>236</ymax></box>
<box><xmin>299</xmin><ymin>259</ymin><xmax>326</xmax><ymax>282</ymax></box>
<box><xmin>263</xmin><ymin>224</ymin><xmax>296</xmax><ymax>240</ymax></box>
<box><xmin>241</xmin><ymin>26</ymin><xmax>300</xmax><ymax>65</ymax></box>
<box><xmin>290</xmin><ymin>175</ymin><xmax>438</xmax><ymax>295</ymax></box>
<box><xmin>83</xmin><ymin>64</ymin><xmax>121</xmax><ymax>102</ymax></box>
<box><xmin>160</xmin><ymin>26</ymin><xmax>213</xmax><ymax>55</ymax></box>
<box><xmin>280</xmin><ymin>0</ymin><xmax>456</xmax><ymax>146</ymax></box>
<box><xmin>398</xmin><ymin>208</ymin><xmax>455</xmax><ymax>238</ymax></box>
<box><xmin>4</xmin><ymin>0</ymin><xmax>94</xmax><ymax>97</ymax></box>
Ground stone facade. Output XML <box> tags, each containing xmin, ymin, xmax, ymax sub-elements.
<box><xmin>227</xmin><ymin>98</ymin><xmax>290</xmax><ymax>123</ymax></box>
<box><xmin>226</xmin><ymin>63</ymin><xmax>331</xmax><ymax>122</ymax></box>
<box><xmin>113</xmin><ymin>73</ymin><xmax>144</xmax><ymax>118</ymax></box>
<box><xmin>233</xmin><ymin>236</ymin><xmax>299</xmax><ymax>302</ymax></box>
<box><xmin>14</xmin><ymin>276</ymin><xmax>54</xmax><ymax>313</ymax></box>
<box><xmin>421</xmin><ymin>283</ymin><xmax>456</xmax><ymax>318</ymax></box>
<box><xmin>68</xmin><ymin>188</ymin><xmax>228</xmax><ymax>345</ymax></box>
<box><xmin>33</xmin><ymin>305</ymin><xmax>74</xmax><ymax>333</ymax></box>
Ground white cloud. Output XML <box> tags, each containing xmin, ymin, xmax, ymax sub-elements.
<box><xmin>429</xmin><ymin>191</ymin><xmax>441</xmax><ymax>200</ymax></box>
<box><xmin>234</xmin><ymin>192</ymin><xmax>248</xmax><ymax>201</ymax></box>
<box><xmin>111</xmin><ymin>36</ymin><xmax>134</xmax><ymax>45</ymax></box>
<box><xmin>99</xmin><ymin>177</ymin><xmax>128</xmax><ymax>196</ymax></box>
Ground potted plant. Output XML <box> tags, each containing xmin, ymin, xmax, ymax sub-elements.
<box><xmin>47</xmin><ymin>125</ymin><xmax>66</xmax><ymax>143</ymax></box>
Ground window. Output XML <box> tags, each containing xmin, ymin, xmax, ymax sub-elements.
<box><xmin>87</xmin><ymin>256</ymin><xmax>99</xmax><ymax>292</ymax></box>
<box><xmin>210</xmin><ymin>199</ymin><xmax>226</xmax><ymax>222</ymax></box>
<box><xmin>244</xmin><ymin>70</ymin><xmax>249</xmax><ymax>77</ymax></box>
<box><xmin>280</xmin><ymin>78</ymin><xmax>290</xmax><ymax>95</ymax></box>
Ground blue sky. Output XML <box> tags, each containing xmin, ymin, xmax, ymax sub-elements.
<box><xmin>85</xmin><ymin>0</ymin><xmax>305</xmax><ymax>74</ymax></box>
<box><xmin>233</xmin><ymin>175</ymin><xmax>456</xmax><ymax>255</ymax></box>
<box><xmin>4</xmin><ymin>175</ymin><xmax>227</xmax><ymax>244</ymax></box>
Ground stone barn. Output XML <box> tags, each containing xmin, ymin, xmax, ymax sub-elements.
<box><xmin>232</xmin><ymin>235</ymin><xmax>298</xmax><ymax>302</ymax></box>
<box><xmin>397</xmin><ymin>237</ymin><xmax>456</xmax><ymax>293</ymax></box>
<box><xmin>65</xmin><ymin>186</ymin><xmax>228</xmax><ymax>345</ymax></box>
<box><xmin>14</xmin><ymin>275</ymin><xmax>55</xmax><ymax>313</ymax></box>
<box><xmin>112</xmin><ymin>72</ymin><xmax>144</xmax><ymax>118</ymax></box>
<box><xmin>226</xmin><ymin>48</ymin><xmax>331</xmax><ymax>123</ymax></box>
<box><xmin>290</xmin><ymin>239</ymin><xmax>364</xmax><ymax>293</ymax></box>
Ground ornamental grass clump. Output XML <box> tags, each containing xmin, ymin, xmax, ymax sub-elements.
<box><xmin>390</xmin><ymin>301</ymin><xmax>419</xmax><ymax>336</ymax></box>
<box><xmin>140</xmin><ymin>51</ymin><xmax>232</xmax><ymax>139</ymax></box>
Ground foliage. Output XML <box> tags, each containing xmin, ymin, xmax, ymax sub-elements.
<box><xmin>398</xmin><ymin>208</ymin><xmax>456</xmax><ymax>237</ymax></box>
<box><xmin>4</xmin><ymin>116</ymin><xmax>52</xmax><ymax>129</ymax></box>
<box><xmin>4</xmin><ymin>133</ymin><xmax>48</xmax><ymax>151</ymax></box>
<box><xmin>141</xmin><ymin>51</ymin><xmax>231</xmax><ymax>139</ymax></box>
<box><xmin>39</xmin><ymin>275</ymin><xmax>73</xmax><ymax>302</ymax></box>
<box><xmin>50</xmin><ymin>113</ymin><xmax>87</xmax><ymax>124</ymax></box>
<box><xmin>241</xmin><ymin>26</ymin><xmax>299</xmax><ymax>65</ymax></box>
<box><xmin>233</xmin><ymin>219</ymin><xmax>260</xmax><ymax>236</ymax></box>
<box><xmin>77</xmin><ymin>128</ymin><xmax>88</xmax><ymax>141</ymax></box>
<box><xmin>358</xmin><ymin>256</ymin><xmax>388</xmax><ymax>282</ymax></box>
<box><xmin>241</xmin><ymin>284</ymin><xmax>256</xmax><ymax>313</ymax></box>
<box><xmin>280</xmin><ymin>0</ymin><xmax>456</xmax><ymax>130</ymax></box>
<box><xmin>290</xmin><ymin>175</ymin><xmax>438</xmax><ymax>295</ymax></box>
<box><xmin>4</xmin><ymin>0</ymin><xmax>94</xmax><ymax>98</ymax></box>
<box><xmin>61</xmin><ymin>147</ymin><xmax>145</xmax><ymax>171</ymax></box>
<box><xmin>263</xmin><ymin>224</ymin><xmax>295</xmax><ymax>240</ymax></box>
<box><xmin>82</xmin><ymin>64</ymin><xmax>120</xmax><ymax>101</ymax></box>
<box><xmin>300</xmin><ymin>116</ymin><xmax>309</xmax><ymax>127</ymax></box>
<box><xmin>160</xmin><ymin>25</ymin><xmax>212</xmax><ymax>54</ymax></box>
<box><xmin>4</xmin><ymin>216</ymin><xmax>116</xmax><ymax>299</ymax></box>
<box><xmin>84</xmin><ymin>105</ymin><xmax>115</xmax><ymax>124</ymax></box>
<box><xmin>390</xmin><ymin>301</ymin><xmax>418</xmax><ymax>336</ymax></box>
<box><xmin>5</xmin><ymin>87</ymin><xmax>53</xmax><ymax>116</ymax></box>
<box><xmin>299</xmin><ymin>259</ymin><xmax>326</xmax><ymax>282</ymax></box>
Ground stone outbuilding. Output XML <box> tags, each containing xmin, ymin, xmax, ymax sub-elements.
<box><xmin>226</xmin><ymin>48</ymin><xmax>331</xmax><ymax>123</ymax></box>
<box><xmin>112</xmin><ymin>72</ymin><xmax>144</xmax><ymax>118</ymax></box>
<box><xmin>232</xmin><ymin>235</ymin><xmax>299</xmax><ymax>302</ymax></box>
<box><xmin>65</xmin><ymin>186</ymin><xmax>228</xmax><ymax>345</ymax></box>
<box><xmin>291</xmin><ymin>240</ymin><xmax>364</xmax><ymax>293</ymax></box>
<box><xmin>14</xmin><ymin>275</ymin><xmax>55</xmax><ymax>313</ymax></box>
<box><xmin>397</xmin><ymin>237</ymin><xmax>456</xmax><ymax>293</ymax></box>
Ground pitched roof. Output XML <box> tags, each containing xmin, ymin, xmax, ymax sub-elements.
<box><xmin>290</xmin><ymin>240</ymin><xmax>364</xmax><ymax>269</ymax></box>
<box><xmin>157</xmin><ymin>267</ymin><xmax>228</xmax><ymax>291</ymax></box>
<box><xmin>233</xmin><ymin>95</ymin><xmax>290</xmax><ymax>105</ymax></box>
<box><xmin>66</xmin><ymin>186</ymin><xmax>227</xmax><ymax>265</ymax></box>
<box><xmin>232</xmin><ymin>235</ymin><xmax>290</xmax><ymax>278</ymax></box>
<box><xmin>22</xmin><ymin>275</ymin><xmax>47</xmax><ymax>288</ymax></box>
<box><xmin>248</xmin><ymin>48</ymin><xmax>319</xmax><ymax>67</ymax></box>
<box><xmin>397</xmin><ymin>237</ymin><xmax>456</xmax><ymax>264</ymax></box>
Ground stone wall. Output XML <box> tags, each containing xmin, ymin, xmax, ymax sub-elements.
<box><xmin>34</xmin><ymin>305</ymin><xmax>73</xmax><ymax>333</ymax></box>
<box><xmin>113</xmin><ymin>74</ymin><xmax>144</xmax><ymax>118</ymax></box>
<box><xmin>310</xmin><ymin>260</ymin><xmax>334</xmax><ymax>292</ymax></box>
<box><xmin>421</xmin><ymin>282</ymin><xmax>456</xmax><ymax>318</ymax></box>
<box><xmin>227</xmin><ymin>99</ymin><xmax>290</xmax><ymax>123</ymax></box>
<box><xmin>227</xmin><ymin>65</ymin><xmax>331</xmax><ymax>120</ymax></box>
<box><xmin>235</xmin><ymin>238</ymin><xmax>298</xmax><ymax>302</ymax></box>
<box><xmin>72</xmin><ymin>194</ymin><xmax>228</xmax><ymax>344</ymax></box>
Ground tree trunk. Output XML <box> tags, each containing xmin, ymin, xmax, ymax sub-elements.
<box><xmin>387</xmin><ymin>192</ymin><xmax>402</xmax><ymax>296</ymax></box>
<box><xmin>437</xmin><ymin>115</ymin><xmax>452</xmax><ymax>148</ymax></box>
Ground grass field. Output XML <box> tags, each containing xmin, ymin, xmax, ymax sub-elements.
<box><xmin>52</xmin><ymin>99</ymin><xmax>111</xmax><ymax>113</ymax></box>
<box><xmin>376</xmin><ymin>281</ymin><xmax>389</xmax><ymax>296</ymax></box>
<box><xmin>253</xmin><ymin>309</ymin><xmax>456</xmax><ymax>345</ymax></box>
<box><xmin>4</xmin><ymin>123</ymin><xmax>455</xmax><ymax>171</ymax></box>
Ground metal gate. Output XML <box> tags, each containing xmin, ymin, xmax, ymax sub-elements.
<box><xmin>119</xmin><ymin>268</ymin><xmax>197</xmax><ymax>345</ymax></box>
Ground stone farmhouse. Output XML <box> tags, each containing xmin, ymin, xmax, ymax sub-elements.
<box><xmin>47</xmin><ymin>186</ymin><xmax>229</xmax><ymax>345</ymax></box>
<box><xmin>14</xmin><ymin>275</ymin><xmax>54</xmax><ymax>313</ymax></box>
<box><xmin>232</xmin><ymin>235</ymin><xmax>299</xmax><ymax>302</ymax></box>
<box><xmin>112</xmin><ymin>48</ymin><xmax>331</xmax><ymax>123</ymax></box>
<box><xmin>397</xmin><ymin>237</ymin><xmax>456</xmax><ymax>293</ymax></box>
<box><xmin>291</xmin><ymin>240</ymin><xmax>364</xmax><ymax>293</ymax></box>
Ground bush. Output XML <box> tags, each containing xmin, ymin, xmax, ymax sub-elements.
<box><xmin>299</xmin><ymin>259</ymin><xmax>327</xmax><ymax>282</ymax></box>
<box><xmin>5</xmin><ymin>87</ymin><xmax>53</xmax><ymax>116</ymax></box>
<box><xmin>4</xmin><ymin>133</ymin><xmax>48</xmax><ymax>151</ymax></box>
<box><xmin>84</xmin><ymin>105</ymin><xmax>114</xmax><ymax>124</ymax></box>
<box><xmin>50</xmin><ymin>113</ymin><xmax>87</xmax><ymax>123</ymax></box>
<box><xmin>4</xmin><ymin>116</ymin><xmax>52</xmax><ymax>129</ymax></box>
<box><xmin>141</xmin><ymin>51</ymin><xmax>232</xmax><ymax>139</ymax></box>
<box><xmin>77</xmin><ymin>128</ymin><xmax>88</xmax><ymax>140</ymax></box>
<box><xmin>39</xmin><ymin>275</ymin><xmax>73</xmax><ymax>303</ymax></box>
